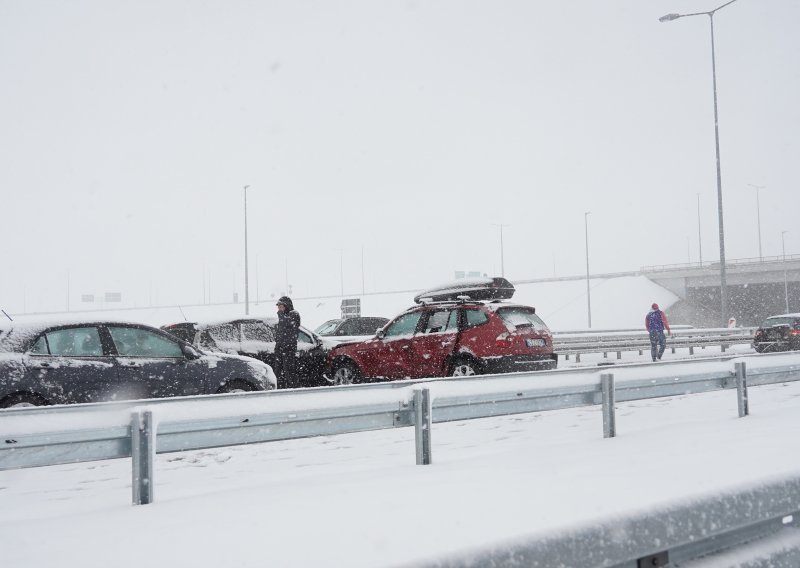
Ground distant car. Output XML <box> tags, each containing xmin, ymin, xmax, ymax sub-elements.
<box><xmin>0</xmin><ymin>321</ymin><xmax>276</xmax><ymax>409</ymax></box>
<box><xmin>753</xmin><ymin>313</ymin><xmax>800</xmax><ymax>353</ymax></box>
<box><xmin>326</xmin><ymin>277</ymin><xmax>557</xmax><ymax>385</ymax></box>
<box><xmin>162</xmin><ymin>318</ymin><xmax>331</xmax><ymax>388</ymax></box>
<box><xmin>314</xmin><ymin>317</ymin><xmax>390</xmax><ymax>339</ymax></box>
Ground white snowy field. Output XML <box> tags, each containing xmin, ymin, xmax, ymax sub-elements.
<box><xmin>3</xmin><ymin>352</ymin><xmax>800</xmax><ymax>567</ymax></box>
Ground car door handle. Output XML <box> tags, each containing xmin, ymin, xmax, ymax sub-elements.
<box><xmin>125</xmin><ymin>361</ymin><xmax>143</xmax><ymax>367</ymax></box>
<box><xmin>401</xmin><ymin>345</ymin><xmax>410</xmax><ymax>350</ymax></box>
<box><xmin>36</xmin><ymin>362</ymin><xmax>51</xmax><ymax>368</ymax></box>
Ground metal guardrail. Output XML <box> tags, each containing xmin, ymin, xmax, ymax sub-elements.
<box><xmin>3</xmin><ymin>352</ymin><xmax>800</xmax><ymax>507</ymax></box>
<box><xmin>425</xmin><ymin>474</ymin><xmax>800</xmax><ymax>567</ymax></box>
<box><xmin>552</xmin><ymin>327</ymin><xmax>755</xmax><ymax>362</ymax></box>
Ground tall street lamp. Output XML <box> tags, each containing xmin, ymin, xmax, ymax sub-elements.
<box><xmin>782</xmin><ymin>231</ymin><xmax>789</xmax><ymax>313</ymax></box>
<box><xmin>696</xmin><ymin>193</ymin><xmax>703</xmax><ymax>265</ymax></box>
<box><xmin>748</xmin><ymin>184</ymin><xmax>765</xmax><ymax>261</ymax></box>
<box><xmin>243</xmin><ymin>184</ymin><xmax>250</xmax><ymax>315</ymax></box>
<box><xmin>584</xmin><ymin>211</ymin><xmax>592</xmax><ymax>329</ymax></box>
<box><xmin>660</xmin><ymin>0</ymin><xmax>740</xmax><ymax>325</ymax></box>
<box><xmin>492</xmin><ymin>224</ymin><xmax>509</xmax><ymax>277</ymax></box>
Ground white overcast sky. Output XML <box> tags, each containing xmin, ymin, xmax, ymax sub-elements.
<box><xmin>1</xmin><ymin>0</ymin><xmax>798</xmax><ymax>313</ymax></box>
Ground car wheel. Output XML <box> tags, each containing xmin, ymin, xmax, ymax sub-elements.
<box><xmin>216</xmin><ymin>380</ymin><xmax>256</xmax><ymax>394</ymax></box>
<box><xmin>0</xmin><ymin>392</ymin><xmax>49</xmax><ymax>409</ymax></box>
<box><xmin>449</xmin><ymin>357</ymin><xmax>480</xmax><ymax>377</ymax></box>
<box><xmin>332</xmin><ymin>360</ymin><xmax>361</xmax><ymax>385</ymax></box>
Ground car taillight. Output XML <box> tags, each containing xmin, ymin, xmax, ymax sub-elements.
<box><xmin>790</xmin><ymin>330</ymin><xmax>800</xmax><ymax>336</ymax></box>
<box><xmin>495</xmin><ymin>332</ymin><xmax>512</xmax><ymax>348</ymax></box>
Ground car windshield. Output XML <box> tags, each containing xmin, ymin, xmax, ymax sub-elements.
<box><xmin>497</xmin><ymin>307</ymin><xmax>548</xmax><ymax>331</ymax></box>
<box><xmin>314</xmin><ymin>320</ymin><xmax>341</xmax><ymax>335</ymax></box>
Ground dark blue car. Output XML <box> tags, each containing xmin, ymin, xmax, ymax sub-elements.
<box><xmin>0</xmin><ymin>321</ymin><xmax>277</xmax><ymax>409</ymax></box>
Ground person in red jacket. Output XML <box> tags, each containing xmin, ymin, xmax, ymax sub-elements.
<box><xmin>645</xmin><ymin>303</ymin><xmax>671</xmax><ymax>362</ymax></box>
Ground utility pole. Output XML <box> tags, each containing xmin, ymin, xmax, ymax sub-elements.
<box><xmin>782</xmin><ymin>231</ymin><xmax>790</xmax><ymax>313</ymax></box>
<box><xmin>584</xmin><ymin>211</ymin><xmax>592</xmax><ymax>329</ymax></box>
<box><xmin>243</xmin><ymin>185</ymin><xmax>250</xmax><ymax>315</ymax></box>
<box><xmin>748</xmin><ymin>184</ymin><xmax>765</xmax><ymax>261</ymax></box>
<box><xmin>492</xmin><ymin>224</ymin><xmax>509</xmax><ymax>277</ymax></box>
<box><xmin>697</xmin><ymin>193</ymin><xmax>703</xmax><ymax>265</ymax></box>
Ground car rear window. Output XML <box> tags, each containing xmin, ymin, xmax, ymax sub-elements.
<box><xmin>761</xmin><ymin>317</ymin><xmax>800</xmax><ymax>328</ymax></box>
<box><xmin>497</xmin><ymin>307</ymin><xmax>548</xmax><ymax>331</ymax></box>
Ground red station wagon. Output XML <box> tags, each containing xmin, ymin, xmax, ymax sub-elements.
<box><xmin>325</xmin><ymin>278</ymin><xmax>557</xmax><ymax>384</ymax></box>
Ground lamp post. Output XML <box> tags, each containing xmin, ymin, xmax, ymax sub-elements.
<box><xmin>243</xmin><ymin>185</ymin><xmax>250</xmax><ymax>315</ymax></box>
<box><xmin>696</xmin><ymin>193</ymin><xmax>703</xmax><ymax>265</ymax></box>
<box><xmin>660</xmin><ymin>0</ymin><xmax>740</xmax><ymax>326</ymax></box>
<box><xmin>584</xmin><ymin>211</ymin><xmax>592</xmax><ymax>329</ymax></box>
<box><xmin>748</xmin><ymin>184</ymin><xmax>765</xmax><ymax>261</ymax></box>
<box><xmin>492</xmin><ymin>224</ymin><xmax>509</xmax><ymax>277</ymax></box>
<box><xmin>782</xmin><ymin>231</ymin><xmax>789</xmax><ymax>313</ymax></box>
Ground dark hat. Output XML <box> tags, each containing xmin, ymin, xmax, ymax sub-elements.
<box><xmin>651</xmin><ymin>303</ymin><xmax>659</xmax><ymax>310</ymax></box>
<box><xmin>276</xmin><ymin>296</ymin><xmax>293</xmax><ymax>309</ymax></box>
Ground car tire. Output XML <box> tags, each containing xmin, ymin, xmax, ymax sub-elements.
<box><xmin>0</xmin><ymin>392</ymin><xmax>49</xmax><ymax>409</ymax></box>
<box><xmin>332</xmin><ymin>360</ymin><xmax>361</xmax><ymax>386</ymax></box>
<box><xmin>216</xmin><ymin>380</ymin><xmax>257</xmax><ymax>394</ymax></box>
<box><xmin>449</xmin><ymin>356</ymin><xmax>481</xmax><ymax>377</ymax></box>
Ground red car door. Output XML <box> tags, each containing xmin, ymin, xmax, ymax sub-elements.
<box><xmin>409</xmin><ymin>308</ymin><xmax>461</xmax><ymax>378</ymax></box>
<box><xmin>358</xmin><ymin>311</ymin><xmax>423</xmax><ymax>379</ymax></box>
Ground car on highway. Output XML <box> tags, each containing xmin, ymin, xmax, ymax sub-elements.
<box><xmin>753</xmin><ymin>313</ymin><xmax>800</xmax><ymax>353</ymax></box>
<box><xmin>0</xmin><ymin>321</ymin><xmax>277</xmax><ymax>409</ymax></box>
<box><xmin>314</xmin><ymin>317</ymin><xmax>390</xmax><ymax>340</ymax></box>
<box><xmin>325</xmin><ymin>277</ymin><xmax>557</xmax><ymax>384</ymax></box>
<box><xmin>161</xmin><ymin>317</ymin><xmax>331</xmax><ymax>388</ymax></box>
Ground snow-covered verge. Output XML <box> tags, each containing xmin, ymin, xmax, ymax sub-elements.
<box><xmin>3</xmin><ymin>355</ymin><xmax>800</xmax><ymax>567</ymax></box>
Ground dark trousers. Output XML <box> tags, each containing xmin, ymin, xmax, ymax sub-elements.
<box><xmin>649</xmin><ymin>330</ymin><xmax>666</xmax><ymax>361</ymax></box>
<box><xmin>275</xmin><ymin>349</ymin><xmax>298</xmax><ymax>389</ymax></box>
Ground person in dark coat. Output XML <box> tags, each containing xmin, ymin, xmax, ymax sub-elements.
<box><xmin>645</xmin><ymin>302</ymin><xmax>671</xmax><ymax>362</ymax></box>
<box><xmin>275</xmin><ymin>296</ymin><xmax>301</xmax><ymax>388</ymax></box>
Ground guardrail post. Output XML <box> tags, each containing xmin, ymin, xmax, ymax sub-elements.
<box><xmin>414</xmin><ymin>388</ymin><xmax>432</xmax><ymax>465</ymax></box>
<box><xmin>131</xmin><ymin>410</ymin><xmax>156</xmax><ymax>505</ymax></box>
<box><xmin>735</xmin><ymin>362</ymin><xmax>749</xmax><ymax>418</ymax></box>
<box><xmin>601</xmin><ymin>373</ymin><xmax>616</xmax><ymax>438</ymax></box>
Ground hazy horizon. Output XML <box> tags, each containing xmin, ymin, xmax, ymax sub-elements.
<box><xmin>2</xmin><ymin>0</ymin><xmax>798</xmax><ymax>314</ymax></box>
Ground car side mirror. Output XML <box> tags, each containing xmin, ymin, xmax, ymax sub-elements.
<box><xmin>182</xmin><ymin>344</ymin><xmax>200</xmax><ymax>360</ymax></box>
<box><xmin>376</xmin><ymin>329</ymin><xmax>386</xmax><ymax>339</ymax></box>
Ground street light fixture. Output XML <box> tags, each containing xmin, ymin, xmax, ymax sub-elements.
<box><xmin>660</xmin><ymin>0</ymin><xmax>740</xmax><ymax>326</ymax></box>
<box><xmin>782</xmin><ymin>231</ymin><xmax>789</xmax><ymax>313</ymax></box>
<box><xmin>584</xmin><ymin>211</ymin><xmax>592</xmax><ymax>329</ymax></box>
<box><xmin>748</xmin><ymin>184</ymin><xmax>765</xmax><ymax>261</ymax></box>
<box><xmin>243</xmin><ymin>184</ymin><xmax>250</xmax><ymax>315</ymax></box>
